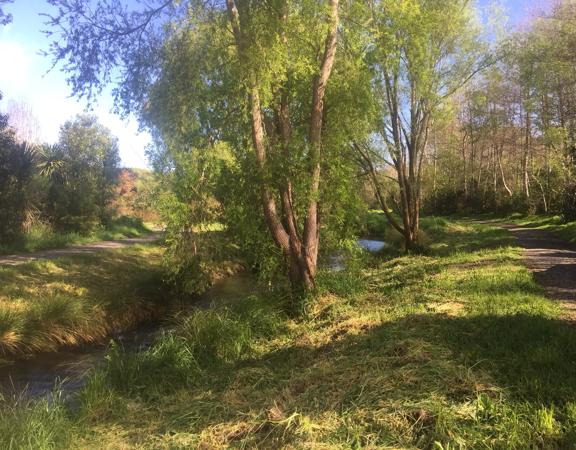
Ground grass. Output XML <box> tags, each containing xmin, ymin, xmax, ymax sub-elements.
<box><xmin>4</xmin><ymin>218</ymin><xmax>576</xmax><ymax>448</ymax></box>
<box><xmin>0</xmin><ymin>244</ymin><xmax>168</xmax><ymax>359</ymax></box>
<box><xmin>506</xmin><ymin>213</ymin><xmax>576</xmax><ymax>243</ymax></box>
<box><xmin>0</xmin><ymin>216</ymin><xmax>154</xmax><ymax>255</ymax></box>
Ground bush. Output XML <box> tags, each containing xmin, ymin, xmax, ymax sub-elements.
<box><xmin>562</xmin><ymin>183</ymin><xmax>576</xmax><ymax>222</ymax></box>
<box><xmin>363</xmin><ymin>212</ymin><xmax>388</xmax><ymax>237</ymax></box>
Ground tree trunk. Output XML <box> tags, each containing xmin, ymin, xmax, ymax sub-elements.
<box><xmin>226</xmin><ymin>0</ymin><xmax>339</xmax><ymax>299</ymax></box>
<box><xmin>498</xmin><ymin>145</ymin><xmax>512</xmax><ymax>197</ymax></box>
<box><xmin>523</xmin><ymin>110</ymin><xmax>531</xmax><ymax>199</ymax></box>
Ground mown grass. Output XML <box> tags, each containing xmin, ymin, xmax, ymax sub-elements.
<box><xmin>0</xmin><ymin>244</ymin><xmax>168</xmax><ymax>359</ymax></box>
<box><xmin>0</xmin><ymin>216</ymin><xmax>153</xmax><ymax>255</ymax></box>
<box><xmin>4</xmin><ymin>218</ymin><xmax>576</xmax><ymax>449</ymax></box>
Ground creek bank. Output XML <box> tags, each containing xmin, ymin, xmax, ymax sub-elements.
<box><xmin>0</xmin><ymin>273</ymin><xmax>258</xmax><ymax>399</ymax></box>
<box><xmin>0</xmin><ymin>239</ymin><xmax>386</xmax><ymax>399</ymax></box>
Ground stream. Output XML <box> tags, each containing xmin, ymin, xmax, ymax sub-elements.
<box><xmin>0</xmin><ymin>239</ymin><xmax>385</xmax><ymax>399</ymax></box>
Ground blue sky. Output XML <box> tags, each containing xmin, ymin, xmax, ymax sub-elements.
<box><xmin>0</xmin><ymin>0</ymin><xmax>150</xmax><ymax>168</ymax></box>
<box><xmin>0</xmin><ymin>0</ymin><xmax>555</xmax><ymax>168</ymax></box>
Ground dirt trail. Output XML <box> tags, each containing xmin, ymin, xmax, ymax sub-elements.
<box><xmin>502</xmin><ymin>224</ymin><xmax>576</xmax><ymax>320</ymax></box>
<box><xmin>0</xmin><ymin>233</ymin><xmax>162</xmax><ymax>266</ymax></box>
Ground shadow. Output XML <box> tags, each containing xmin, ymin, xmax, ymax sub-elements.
<box><xmin>534</xmin><ymin>264</ymin><xmax>576</xmax><ymax>302</ymax></box>
<box><xmin>90</xmin><ymin>313</ymin><xmax>576</xmax><ymax>448</ymax></box>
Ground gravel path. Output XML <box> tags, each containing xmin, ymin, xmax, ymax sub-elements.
<box><xmin>503</xmin><ymin>224</ymin><xmax>576</xmax><ymax>320</ymax></box>
<box><xmin>0</xmin><ymin>233</ymin><xmax>162</xmax><ymax>266</ymax></box>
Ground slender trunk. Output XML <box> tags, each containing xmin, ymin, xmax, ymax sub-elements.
<box><xmin>532</xmin><ymin>174</ymin><xmax>548</xmax><ymax>213</ymax></box>
<box><xmin>498</xmin><ymin>146</ymin><xmax>512</xmax><ymax>197</ymax></box>
<box><xmin>523</xmin><ymin>110</ymin><xmax>531</xmax><ymax>199</ymax></box>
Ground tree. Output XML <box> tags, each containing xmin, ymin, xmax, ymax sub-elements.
<box><xmin>6</xmin><ymin>98</ymin><xmax>42</xmax><ymax>144</ymax></box>
<box><xmin>356</xmin><ymin>0</ymin><xmax>487</xmax><ymax>250</ymax></box>
<box><xmin>46</xmin><ymin>114</ymin><xmax>120</xmax><ymax>232</ymax></box>
<box><xmin>421</xmin><ymin>1</ymin><xmax>576</xmax><ymax>217</ymax></box>
<box><xmin>221</xmin><ymin>0</ymin><xmax>339</xmax><ymax>295</ymax></box>
<box><xmin>0</xmin><ymin>0</ymin><xmax>13</xmax><ymax>26</ymax></box>
<box><xmin>44</xmin><ymin>0</ymin><xmax>369</xmax><ymax>302</ymax></box>
<box><xmin>0</xmin><ymin>93</ymin><xmax>35</xmax><ymax>240</ymax></box>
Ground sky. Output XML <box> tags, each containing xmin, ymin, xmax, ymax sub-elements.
<box><xmin>0</xmin><ymin>0</ymin><xmax>557</xmax><ymax>169</ymax></box>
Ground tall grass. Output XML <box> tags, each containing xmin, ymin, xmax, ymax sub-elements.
<box><xmin>0</xmin><ymin>391</ymin><xmax>73</xmax><ymax>449</ymax></box>
<box><xmin>85</xmin><ymin>295</ymin><xmax>286</xmax><ymax>402</ymax></box>
<box><xmin>0</xmin><ymin>245</ymin><xmax>167</xmax><ymax>357</ymax></box>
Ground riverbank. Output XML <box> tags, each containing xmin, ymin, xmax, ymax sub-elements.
<box><xmin>4</xmin><ymin>218</ymin><xmax>576</xmax><ymax>448</ymax></box>
<box><xmin>0</xmin><ymin>243</ymin><xmax>168</xmax><ymax>360</ymax></box>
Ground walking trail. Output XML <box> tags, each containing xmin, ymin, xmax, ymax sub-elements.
<box><xmin>0</xmin><ymin>233</ymin><xmax>161</xmax><ymax>266</ymax></box>
<box><xmin>502</xmin><ymin>223</ymin><xmax>576</xmax><ymax>321</ymax></box>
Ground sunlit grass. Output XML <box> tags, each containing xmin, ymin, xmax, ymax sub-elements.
<box><xmin>0</xmin><ymin>244</ymin><xmax>167</xmax><ymax>358</ymax></box>
<box><xmin>4</xmin><ymin>218</ymin><xmax>576</xmax><ymax>448</ymax></box>
<box><xmin>0</xmin><ymin>216</ymin><xmax>153</xmax><ymax>255</ymax></box>
<box><xmin>508</xmin><ymin>213</ymin><xmax>576</xmax><ymax>243</ymax></box>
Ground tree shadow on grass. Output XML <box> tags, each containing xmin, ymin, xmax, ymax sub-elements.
<box><xmin>114</xmin><ymin>312</ymin><xmax>576</xmax><ymax>449</ymax></box>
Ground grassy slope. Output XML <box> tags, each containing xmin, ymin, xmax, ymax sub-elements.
<box><xmin>4</xmin><ymin>218</ymin><xmax>576</xmax><ymax>449</ymax></box>
<box><xmin>0</xmin><ymin>244</ymin><xmax>167</xmax><ymax>359</ymax></box>
<box><xmin>507</xmin><ymin>214</ymin><xmax>576</xmax><ymax>243</ymax></box>
<box><xmin>0</xmin><ymin>217</ymin><xmax>154</xmax><ymax>255</ymax></box>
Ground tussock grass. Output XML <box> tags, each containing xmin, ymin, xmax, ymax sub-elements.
<box><xmin>0</xmin><ymin>245</ymin><xmax>167</xmax><ymax>358</ymax></box>
<box><xmin>5</xmin><ymin>218</ymin><xmax>576</xmax><ymax>448</ymax></box>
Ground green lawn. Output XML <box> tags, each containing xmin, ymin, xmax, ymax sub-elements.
<box><xmin>3</xmin><ymin>218</ymin><xmax>576</xmax><ymax>449</ymax></box>
<box><xmin>0</xmin><ymin>244</ymin><xmax>168</xmax><ymax>360</ymax></box>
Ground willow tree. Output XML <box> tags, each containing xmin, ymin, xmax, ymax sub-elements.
<box><xmin>357</xmin><ymin>0</ymin><xmax>487</xmax><ymax>250</ymax></box>
<box><xmin>45</xmin><ymin>0</ymin><xmax>370</xmax><ymax>300</ymax></box>
<box><xmin>220</xmin><ymin>0</ymin><xmax>339</xmax><ymax>294</ymax></box>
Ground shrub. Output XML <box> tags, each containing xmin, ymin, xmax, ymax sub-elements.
<box><xmin>562</xmin><ymin>183</ymin><xmax>576</xmax><ymax>222</ymax></box>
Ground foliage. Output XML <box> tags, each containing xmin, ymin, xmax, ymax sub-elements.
<box><xmin>112</xmin><ymin>168</ymin><xmax>159</xmax><ymax>222</ymax></box>
<box><xmin>357</xmin><ymin>0</ymin><xmax>488</xmax><ymax>249</ymax></box>
<box><xmin>0</xmin><ymin>0</ymin><xmax>13</xmax><ymax>26</ymax></box>
<box><xmin>0</xmin><ymin>124</ymin><xmax>35</xmax><ymax>240</ymax></box>
<box><xmin>562</xmin><ymin>183</ymin><xmax>576</xmax><ymax>222</ymax></box>
<box><xmin>424</xmin><ymin>1</ymin><xmax>576</xmax><ymax>216</ymax></box>
<box><xmin>43</xmin><ymin>0</ymin><xmax>371</xmax><ymax>299</ymax></box>
<box><xmin>45</xmin><ymin>114</ymin><xmax>121</xmax><ymax>232</ymax></box>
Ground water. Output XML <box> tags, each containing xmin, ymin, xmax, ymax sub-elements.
<box><xmin>0</xmin><ymin>274</ymin><xmax>257</xmax><ymax>399</ymax></box>
<box><xmin>358</xmin><ymin>239</ymin><xmax>387</xmax><ymax>252</ymax></box>
<box><xmin>0</xmin><ymin>241</ymin><xmax>385</xmax><ymax>399</ymax></box>
<box><xmin>329</xmin><ymin>238</ymin><xmax>387</xmax><ymax>271</ymax></box>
